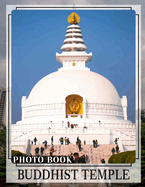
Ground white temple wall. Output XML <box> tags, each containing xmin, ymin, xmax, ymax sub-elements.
<box><xmin>21</xmin><ymin>96</ymin><xmax>27</xmax><ymax>120</ymax></box>
<box><xmin>62</xmin><ymin>60</ymin><xmax>86</xmax><ymax>69</ymax></box>
<box><xmin>121</xmin><ymin>96</ymin><xmax>128</xmax><ymax>120</ymax></box>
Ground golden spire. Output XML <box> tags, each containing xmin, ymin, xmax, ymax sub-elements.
<box><xmin>68</xmin><ymin>12</ymin><xmax>80</xmax><ymax>25</ymax></box>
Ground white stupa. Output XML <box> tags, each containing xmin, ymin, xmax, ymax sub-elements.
<box><xmin>11</xmin><ymin>12</ymin><xmax>135</xmax><ymax>154</ymax></box>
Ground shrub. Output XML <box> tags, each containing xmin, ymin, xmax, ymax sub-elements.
<box><xmin>11</xmin><ymin>150</ymin><xmax>28</xmax><ymax>157</ymax></box>
<box><xmin>125</xmin><ymin>151</ymin><xmax>135</xmax><ymax>163</ymax></box>
<box><xmin>116</xmin><ymin>151</ymin><xmax>131</xmax><ymax>163</ymax></box>
<box><xmin>108</xmin><ymin>154</ymin><xmax>117</xmax><ymax>163</ymax></box>
<box><xmin>108</xmin><ymin>151</ymin><xmax>136</xmax><ymax>164</ymax></box>
<box><xmin>129</xmin><ymin>154</ymin><xmax>135</xmax><ymax>163</ymax></box>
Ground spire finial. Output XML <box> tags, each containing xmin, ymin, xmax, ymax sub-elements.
<box><xmin>68</xmin><ymin>12</ymin><xmax>80</xmax><ymax>25</ymax></box>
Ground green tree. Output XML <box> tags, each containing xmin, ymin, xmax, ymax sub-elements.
<box><xmin>141</xmin><ymin>109</ymin><xmax>145</xmax><ymax>123</ymax></box>
<box><xmin>0</xmin><ymin>123</ymin><xmax>6</xmax><ymax>178</ymax></box>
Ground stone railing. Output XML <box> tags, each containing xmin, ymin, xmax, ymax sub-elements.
<box><xmin>11</xmin><ymin>122</ymin><xmax>60</xmax><ymax>130</ymax></box>
<box><xmin>57</xmin><ymin>144</ymin><xmax>61</xmax><ymax>156</ymax></box>
<box><xmin>86</xmin><ymin>103</ymin><xmax>123</xmax><ymax>117</ymax></box>
<box><xmin>84</xmin><ymin>122</ymin><xmax>135</xmax><ymax>130</ymax></box>
<box><xmin>61</xmin><ymin>128</ymin><xmax>110</xmax><ymax>135</ymax></box>
<box><xmin>25</xmin><ymin>103</ymin><xmax>63</xmax><ymax>118</ymax></box>
<box><xmin>112</xmin><ymin>129</ymin><xmax>135</xmax><ymax>140</ymax></box>
<box><xmin>23</xmin><ymin>102</ymin><xmax>124</xmax><ymax>119</ymax></box>
<box><xmin>12</xmin><ymin>130</ymin><xmax>34</xmax><ymax>140</ymax></box>
<box><xmin>12</xmin><ymin>121</ymin><xmax>135</xmax><ymax>131</ymax></box>
<box><xmin>89</xmin><ymin>143</ymin><xmax>93</xmax><ymax>164</ymax></box>
<box><xmin>121</xmin><ymin>139</ymin><xmax>136</xmax><ymax>146</ymax></box>
<box><xmin>112</xmin><ymin>129</ymin><xmax>135</xmax><ymax>146</ymax></box>
<box><xmin>19</xmin><ymin>128</ymin><xmax>110</xmax><ymax>135</ymax></box>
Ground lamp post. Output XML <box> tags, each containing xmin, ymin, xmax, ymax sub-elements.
<box><xmin>50</xmin><ymin>121</ymin><xmax>52</xmax><ymax>128</ymax></box>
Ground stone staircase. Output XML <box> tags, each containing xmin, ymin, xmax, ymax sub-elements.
<box><xmin>91</xmin><ymin>144</ymin><xmax>116</xmax><ymax>164</ymax></box>
<box><xmin>30</xmin><ymin>144</ymin><xmax>118</xmax><ymax>164</ymax></box>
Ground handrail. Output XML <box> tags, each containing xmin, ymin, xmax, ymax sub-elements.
<box><xmin>112</xmin><ymin>129</ymin><xmax>135</xmax><ymax>140</ymax></box>
<box><xmin>12</xmin><ymin>130</ymin><xmax>33</xmax><ymax>140</ymax></box>
<box><xmin>89</xmin><ymin>141</ymin><xmax>93</xmax><ymax>164</ymax></box>
<box><xmin>57</xmin><ymin>140</ymin><xmax>60</xmax><ymax>156</ymax></box>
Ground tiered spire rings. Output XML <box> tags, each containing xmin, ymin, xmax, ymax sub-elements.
<box><xmin>61</xmin><ymin>12</ymin><xmax>87</xmax><ymax>52</ymax></box>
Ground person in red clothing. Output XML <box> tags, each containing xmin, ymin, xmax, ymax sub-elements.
<box><xmin>50</xmin><ymin>150</ymin><xmax>53</xmax><ymax>156</ymax></box>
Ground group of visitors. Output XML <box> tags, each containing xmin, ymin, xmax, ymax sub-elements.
<box><xmin>92</xmin><ymin>139</ymin><xmax>98</xmax><ymax>148</ymax></box>
<box><xmin>59</xmin><ymin>137</ymin><xmax>70</xmax><ymax>145</ymax></box>
<box><xmin>70</xmin><ymin>152</ymin><xmax>88</xmax><ymax>163</ymax></box>
<box><xmin>34</xmin><ymin>146</ymin><xmax>44</xmax><ymax>156</ymax></box>
<box><xmin>33</xmin><ymin>136</ymin><xmax>54</xmax><ymax>156</ymax></box>
<box><xmin>34</xmin><ymin>144</ymin><xmax>54</xmax><ymax>156</ymax></box>
<box><xmin>111</xmin><ymin>145</ymin><xmax>119</xmax><ymax>154</ymax></box>
<box><xmin>32</xmin><ymin>136</ymin><xmax>54</xmax><ymax>146</ymax></box>
<box><xmin>111</xmin><ymin>138</ymin><xmax>120</xmax><ymax>154</ymax></box>
<box><xmin>67</xmin><ymin>121</ymin><xmax>78</xmax><ymax>128</ymax></box>
<box><xmin>31</xmin><ymin>137</ymin><xmax>38</xmax><ymax>145</ymax></box>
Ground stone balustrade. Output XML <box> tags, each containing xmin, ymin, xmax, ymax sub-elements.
<box><xmin>11</xmin><ymin>122</ymin><xmax>135</xmax><ymax>130</ymax></box>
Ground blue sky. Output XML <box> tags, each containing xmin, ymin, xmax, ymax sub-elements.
<box><xmin>12</xmin><ymin>9</ymin><xmax>135</xmax><ymax>123</ymax></box>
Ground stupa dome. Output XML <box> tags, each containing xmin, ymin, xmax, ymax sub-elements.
<box><xmin>27</xmin><ymin>69</ymin><xmax>121</xmax><ymax>106</ymax></box>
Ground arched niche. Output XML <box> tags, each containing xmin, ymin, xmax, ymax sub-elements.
<box><xmin>65</xmin><ymin>94</ymin><xmax>83</xmax><ymax>118</ymax></box>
